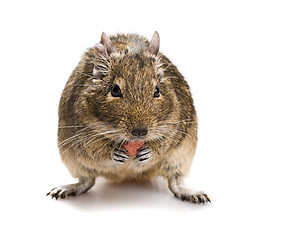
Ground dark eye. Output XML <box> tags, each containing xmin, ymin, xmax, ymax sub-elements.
<box><xmin>111</xmin><ymin>84</ymin><xmax>123</xmax><ymax>97</ymax></box>
<box><xmin>154</xmin><ymin>86</ymin><xmax>160</xmax><ymax>98</ymax></box>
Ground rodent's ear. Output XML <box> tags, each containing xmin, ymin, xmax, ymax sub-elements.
<box><xmin>148</xmin><ymin>31</ymin><xmax>160</xmax><ymax>56</ymax></box>
<box><xmin>100</xmin><ymin>32</ymin><xmax>117</xmax><ymax>55</ymax></box>
<box><xmin>93</xmin><ymin>33</ymin><xmax>117</xmax><ymax>79</ymax></box>
<box><xmin>93</xmin><ymin>43</ymin><xmax>108</xmax><ymax>79</ymax></box>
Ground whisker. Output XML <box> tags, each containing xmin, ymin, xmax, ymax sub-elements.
<box><xmin>58</xmin><ymin>123</ymin><xmax>115</xmax><ymax>148</ymax></box>
<box><xmin>162</xmin><ymin>62</ymin><xmax>173</xmax><ymax>71</ymax></box>
<box><xmin>83</xmin><ymin>130</ymin><xmax>118</xmax><ymax>148</ymax></box>
<box><xmin>58</xmin><ymin>125</ymin><xmax>87</xmax><ymax>128</ymax></box>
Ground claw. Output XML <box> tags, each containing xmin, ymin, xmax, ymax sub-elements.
<box><xmin>113</xmin><ymin>146</ymin><xmax>129</xmax><ymax>163</ymax></box>
<box><xmin>54</xmin><ymin>192</ymin><xmax>60</xmax><ymax>200</ymax></box>
<box><xmin>178</xmin><ymin>192</ymin><xmax>211</xmax><ymax>204</ymax></box>
<box><xmin>197</xmin><ymin>195</ymin><xmax>204</xmax><ymax>203</ymax></box>
<box><xmin>136</xmin><ymin>145</ymin><xmax>152</xmax><ymax>162</ymax></box>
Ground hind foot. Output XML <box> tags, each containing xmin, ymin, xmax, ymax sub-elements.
<box><xmin>47</xmin><ymin>177</ymin><xmax>95</xmax><ymax>200</ymax></box>
<box><xmin>168</xmin><ymin>176</ymin><xmax>211</xmax><ymax>204</ymax></box>
<box><xmin>175</xmin><ymin>191</ymin><xmax>211</xmax><ymax>204</ymax></box>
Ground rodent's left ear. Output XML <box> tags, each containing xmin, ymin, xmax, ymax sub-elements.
<box><xmin>148</xmin><ymin>31</ymin><xmax>160</xmax><ymax>56</ymax></box>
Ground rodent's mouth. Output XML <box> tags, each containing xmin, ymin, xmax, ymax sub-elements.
<box><xmin>128</xmin><ymin>136</ymin><xmax>147</xmax><ymax>142</ymax></box>
<box><xmin>122</xmin><ymin>140</ymin><xmax>145</xmax><ymax>156</ymax></box>
<box><xmin>121</xmin><ymin>140</ymin><xmax>147</xmax><ymax>148</ymax></box>
<box><xmin>116</xmin><ymin>128</ymin><xmax>164</xmax><ymax>145</ymax></box>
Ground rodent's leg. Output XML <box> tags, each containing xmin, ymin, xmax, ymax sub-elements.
<box><xmin>168</xmin><ymin>175</ymin><xmax>211</xmax><ymax>204</ymax></box>
<box><xmin>135</xmin><ymin>145</ymin><xmax>152</xmax><ymax>162</ymax></box>
<box><xmin>47</xmin><ymin>177</ymin><xmax>95</xmax><ymax>200</ymax></box>
<box><xmin>112</xmin><ymin>146</ymin><xmax>129</xmax><ymax>163</ymax></box>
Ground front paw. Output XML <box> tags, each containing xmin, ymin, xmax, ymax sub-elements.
<box><xmin>136</xmin><ymin>145</ymin><xmax>152</xmax><ymax>162</ymax></box>
<box><xmin>112</xmin><ymin>146</ymin><xmax>129</xmax><ymax>163</ymax></box>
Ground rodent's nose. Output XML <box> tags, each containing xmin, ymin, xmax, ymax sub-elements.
<box><xmin>131</xmin><ymin>127</ymin><xmax>148</xmax><ymax>137</ymax></box>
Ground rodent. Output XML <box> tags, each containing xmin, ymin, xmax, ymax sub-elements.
<box><xmin>47</xmin><ymin>31</ymin><xmax>210</xmax><ymax>204</ymax></box>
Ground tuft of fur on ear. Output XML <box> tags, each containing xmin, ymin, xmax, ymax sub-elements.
<box><xmin>148</xmin><ymin>31</ymin><xmax>160</xmax><ymax>56</ymax></box>
<box><xmin>93</xmin><ymin>43</ymin><xmax>109</xmax><ymax>79</ymax></box>
<box><xmin>93</xmin><ymin>32</ymin><xmax>117</xmax><ymax>79</ymax></box>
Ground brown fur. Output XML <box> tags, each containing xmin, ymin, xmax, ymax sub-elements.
<box><xmin>48</xmin><ymin>32</ymin><xmax>210</xmax><ymax>204</ymax></box>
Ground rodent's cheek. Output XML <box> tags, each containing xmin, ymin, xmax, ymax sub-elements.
<box><xmin>106</xmin><ymin>93</ymin><xmax>115</xmax><ymax>101</ymax></box>
<box><xmin>154</xmin><ymin>97</ymin><xmax>178</xmax><ymax>122</ymax></box>
<box><xmin>105</xmin><ymin>90</ymin><xmax>124</xmax><ymax>101</ymax></box>
<box><xmin>155</xmin><ymin>93</ymin><xmax>165</xmax><ymax>101</ymax></box>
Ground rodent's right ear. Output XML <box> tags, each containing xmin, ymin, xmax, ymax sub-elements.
<box><xmin>94</xmin><ymin>33</ymin><xmax>117</xmax><ymax>60</ymax></box>
<box><xmin>93</xmin><ymin>43</ymin><xmax>109</xmax><ymax>79</ymax></box>
<box><xmin>93</xmin><ymin>33</ymin><xmax>117</xmax><ymax>79</ymax></box>
<box><xmin>100</xmin><ymin>32</ymin><xmax>117</xmax><ymax>55</ymax></box>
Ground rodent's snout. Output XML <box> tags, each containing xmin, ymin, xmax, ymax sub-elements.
<box><xmin>131</xmin><ymin>126</ymin><xmax>148</xmax><ymax>137</ymax></box>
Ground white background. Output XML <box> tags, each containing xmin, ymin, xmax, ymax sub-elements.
<box><xmin>0</xmin><ymin>0</ymin><xmax>306</xmax><ymax>239</ymax></box>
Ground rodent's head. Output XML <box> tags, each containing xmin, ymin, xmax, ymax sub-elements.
<box><xmin>80</xmin><ymin>32</ymin><xmax>180</xmax><ymax>145</ymax></box>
